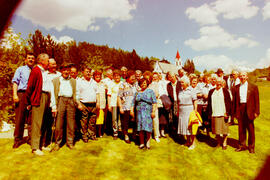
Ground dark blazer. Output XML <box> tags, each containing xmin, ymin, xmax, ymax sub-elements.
<box><xmin>233</xmin><ymin>82</ymin><xmax>260</xmax><ymax>120</ymax></box>
<box><xmin>207</xmin><ymin>88</ymin><xmax>232</xmax><ymax>119</ymax></box>
<box><xmin>167</xmin><ymin>81</ymin><xmax>181</xmax><ymax>103</ymax></box>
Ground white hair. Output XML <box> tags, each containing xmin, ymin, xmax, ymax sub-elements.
<box><xmin>211</xmin><ymin>74</ymin><xmax>218</xmax><ymax>79</ymax></box>
<box><xmin>180</xmin><ymin>75</ymin><xmax>190</xmax><ymax>86</ymax></box>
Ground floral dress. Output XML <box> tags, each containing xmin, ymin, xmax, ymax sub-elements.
<box><xmin>132</xmin><ymin>88</ymin><xmax>157</xmax><ymax>133</ymax></box>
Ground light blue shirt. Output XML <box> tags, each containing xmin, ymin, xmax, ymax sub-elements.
<box><xmin>12</xmin><ymin>65</ymin><xmax>32</xmax><ymax>91</ymax></box>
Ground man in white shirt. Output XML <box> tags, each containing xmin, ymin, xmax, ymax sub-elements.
<box><xmin>42</xmin><ymin>58</ymin><xmax>61</xmax><ymax>149</ymax></box>
<box><xmin>108</xmin><ymin>69</ymin><xmax>122</xmax><ymax>139</ymax></box>
<box><xmin>77</xmin><ymin>67</ymin><xmax>99</xmax><ymax>142</ymax></box>
<box><xmin>51</xmin><ymin>63</ymin><xmax>80</xmax><ymax>151</ymax></box>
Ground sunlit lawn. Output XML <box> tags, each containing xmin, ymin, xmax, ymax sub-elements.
<box><xmin>1</xmin><ymin>81</ymin><xmax>270</xmax><ymax>180</ymax></box>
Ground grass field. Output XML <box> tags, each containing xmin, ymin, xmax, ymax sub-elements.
<box><xmin>1</xmin><ymin>81</ymin><xmax>270</xmax><ymax>180</ymax></box>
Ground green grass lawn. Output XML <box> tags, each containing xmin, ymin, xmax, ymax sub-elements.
<box><xmin>1</xmin><ymin>82</ymin><xmax>270</xmax><ymax>180</ymax></box>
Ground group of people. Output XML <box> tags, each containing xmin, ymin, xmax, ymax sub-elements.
<box><xmin>12</xmin><ymin>52</ymin><xmax>260</xmax><ymax>155</ymax></box>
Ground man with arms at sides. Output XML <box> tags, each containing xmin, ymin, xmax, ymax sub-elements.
<box><xmin>12</xmin><ymin>52</ymin><xmax>35</xmax><ymax>148</ymax></box>
<box><xmin>25</xmin><ymin>53</ymin><xmax>50</xmax><ymax>156</ymax></box>
<box><xmin>102</xmin><ymin>68</ymin><xmax>114</xmax><ymax>135</ymax></box>
<box><xmin>77</xmin><ymin>67</ymin><xmax>99</xmax><ymax>142</ymax></box>
<box><xmin>41</xmin><ymin>58</ymin><xmax>61</xmax><ymax>148</ymax></box>
<box><xmin>50</xmin><ymin>63</ymin><xmax>81</xmax><ymax>151</ymax></box>
<box><xmin>234</xmin><ymin>71</ymin><xmax>260</xmax><ymax>154</ymax></box>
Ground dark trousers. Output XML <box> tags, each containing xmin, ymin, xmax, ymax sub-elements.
<box><xmin>40</xmin><ymin>108</ymin><xmax>54</xmax><ymax>147</ymax></box>
<box><xmin>80</xmin><ymin>103</ymin><xmax>97</xmax><ymax>140</ymax></box>
<box><xmin>31</xmin><ymin>92</ymin><xmax>50</xmax><ymax>150</ymax></box>
<box><xmin>238</xmin><ymin>103</ymin><xmax>255</xmax><ymax>150</ymax></box>
<box><xmin>120</xmin><ymin>110</ymin><xmax>136</xmax><ymax>136</ymax></box>
<box><xmin>55</xmin><ymin>97</ymin><xmax>76</xmax><ymax>146</ymax></box>
<box><xmin>14</xmin><ymin>91</ymin><xmax>31</xmax><ymax>142</ymax></box>
<box><xmin>198</xmin><ymin>104</ymin><xmax>210</xmax><ymax>130</ymax></box>
<box><xmin>120</xmin><ymin>111</ymin><xmax>130</xmax><ymax>136</ymax></box>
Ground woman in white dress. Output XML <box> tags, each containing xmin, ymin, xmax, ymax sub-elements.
<box><xmin>177</xmin><ymin>76</ymin><xmax>197</xmax><ymax>149</ymax></box>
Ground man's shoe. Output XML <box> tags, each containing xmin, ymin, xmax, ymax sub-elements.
<box><xmin>235</xmin><ymin>147</ymin><xmax>246</xmax><ymax>152</ymax></box>
<box><xmin>13</xmin><ymin>141</ymin><xmax>23</xmax><ymax>149</ymax></box>
<box><xmin>82</xmin><ymin>139</ymin><xmax>88</xmax><ymax>143</ymax></box>
<box><xmin>50</xmin><ymin>145</ymin><xmax>60</xmax><ymax>152</ymax></box>
<box><xmin>42</xmin><ymin>146</ymin><xmax>51</xmax><ymax>151</ymax></box>
<box><xmin>139</xmin><ymin>144</ymin><xmax>145</xmax><ymax>149</ymax></box>
<box><xmin>91</xmin><ymin>137</ymin><xmax>98</xmax><ymax>141</ymax></box>
<box><xmin>67</xmin><ymin>144</ymin><xmax>75</xmax><ymax>150</ymax></box>
<box><xmin>32</xmin><ymin>149</ymin><xmax>44</xmax><ymax>156</ymax></box>
<box><xmin>249</xmin><ymin>148</ymin><xmax>255</xmax><ymax>154</ymax></box>
<box><xmin>125</xmin><ymin>139</ymin><xmax>131</xmax><ymax>144</ymax></box>
<box><xmin>113</xmin><ymin>136</ymin><xmax>118</xmax><ymax>140</ymax></box>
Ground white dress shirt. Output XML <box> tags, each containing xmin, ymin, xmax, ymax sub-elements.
<box><xmin>77</xmin><ymin>77</ymin><xmax>98</xmax><ymax>103</ymax></box>
<box><xmin>37</xmin><ymin>65</ymin><xmax>51</xmax><ymax>92</ymax></box>
<box><xmin>239</xmin><ymin>81</ymin><xmax>248</xmax><ymax>103</ymax></box>
<box><xmin>58</xmin><ymin>77</ymin><xmax>73</xmax><ymax>97</ymax></box>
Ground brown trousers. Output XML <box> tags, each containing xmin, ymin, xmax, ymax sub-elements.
<box><xmin>55</xmin><ymin>97</ymin><xmax>76</xmax><ymax>146</ymax></box>
<box><xmin>31</xmin><ymin>92</ymin><xmax>50</xmax><ymax>150</ymax></box>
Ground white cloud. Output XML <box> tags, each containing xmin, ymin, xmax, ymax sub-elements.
<box><xmin>16</xmin><ymin>0</ymin><xmax>137</xmax><ymax>31</ymax></box>
<box><xmin>185</xmin><ymin>4</ymin><xmax>218</xmax><ymax>25</ymax></box>
<box><xmin>262</xmin><ymin>1</ymin><xmax>270</xmax><ymax>20</ymax></box>
<box><xmin>257</xmin><ymin>48</ymin><xmax>270</xmax><ymax>68</ymax></box>
<box><xmin>193</xmin><ymin>54</ymin><xmax>255</xmax><ymax>73</ymax></box>
<box><xmin>164</xmin><ymin>39</ymin><xmax>170</xmax><ymax>44</ymax></box>
<box><xmin>184</xmin><ymin>25</ymin><xmax>259</xmax><ymax>51</ymax></box>
<box><xmin>51</xmin><ymin>35</ymin><xmax>74</xmax><ymax>43</ymax></box>
<box><xmin>186</xmin><ymin>0</ymin><xmax>259</xmax><ymax>25</ymax></box>
<box><xmin>212</xmin><ymin>0</ymin><xmax>259</xmax><ymax>20</ymax></box>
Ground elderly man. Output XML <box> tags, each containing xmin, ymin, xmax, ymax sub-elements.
<box><xmin>51</xmin><ymin>63</ymin><xmax>80</xmax><ymax>151</ymax></box>
<box><xmin>12</xmin><ymin>52</ymin><xmax>35</xmax><ymax>148</ymax></box>
<box><xmin>234</xmin><ymin>71</ymin><xmax>260</xmax><ymax>153</ymax></box>
<box><xmin>70</xmin><ymin>65</ymin><xmax>78</xmax><ymax>80</ymax></box>
<box><xmin>77</xmin><ymin>67</ymin><xmax>99</xmax><ymax>142</ymax></box>
<box><xmin>47</xmin><ymin>58</ymin><xmax>61</xmax><ymax>79</ymax></box>
<box><xmin>25</xmin><ymin>53</ymin><xmax>50</xmax><ymax>156</ymax></box>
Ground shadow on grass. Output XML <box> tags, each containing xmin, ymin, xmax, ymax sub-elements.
<box><xmin>227</xmin><ymin>138</ymin><xmax>239</xmax><ymax>149</ymax></box>
<box><xmin>196</xmin><ymin>133</ymin><xmax>218</xmax><ymax>147</ymax></box>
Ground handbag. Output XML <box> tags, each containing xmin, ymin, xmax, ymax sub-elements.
<box><xmin>160</xmin><ymin>94</ymin><xmax>172</xmax><ymax>111</ymax></box>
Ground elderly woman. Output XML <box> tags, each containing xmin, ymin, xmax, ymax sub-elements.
<box><xmin>94</xmin><ymin>70</ymin><xmax>106</xmax><ymax>138</ymax></box>
<box><xmin>207</xmin><ymin>77</ymin><xmax>231</xmax><ymax>150</ymax></box>
<box><xmin>131</xmin><ymin>78</ymin><xmax>157</xmax><ymax>149</ymax></box>
<box><xmin>178</xmin><ymin>76</ymin><xmax>197</xmax><ymax>149</ymax></box>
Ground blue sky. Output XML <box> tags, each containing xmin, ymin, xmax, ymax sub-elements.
<box><xmin>9</xmin><ymin>0</ymin><xmax>270</xmax><ymax>73</ymax></box>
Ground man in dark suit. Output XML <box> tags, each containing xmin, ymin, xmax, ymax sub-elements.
<box><xmin>166</xmin><ymin>71</ymin><xmax>181</xmax><ymax>138</ymax></box>
<box><xmin>233</xmin><ymin>71</ymin><xmax>260</xmax><ymax>153</ymax></box>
